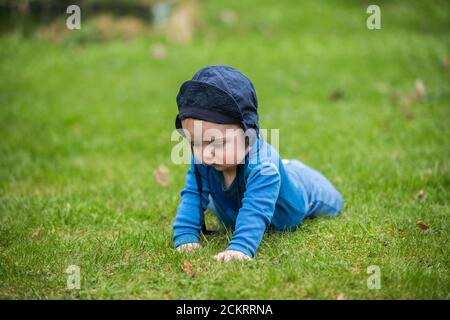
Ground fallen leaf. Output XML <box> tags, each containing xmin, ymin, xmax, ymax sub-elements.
<box><xmin>414</xmin><ymin>189</ymin><xmax>427</xmax><ymax>200</ymax></box>
<box><xmin>400</xmin><ymin>105</ymin><xmax>414</xmax><ymax>120</ymax></box>
<box><xmin>31</xmin><ymin>228</ymin><xmax>41</xmax><ymax>238</ymax></box>
<box><xmin>350</xmin><ymin>266</ymin><xmax>359</xmax><ymax>274</ymax></box>
<box><xmin>150</xmin><ymin>44</ymin><xmax>167</xmax><ymax>60</ymax></box>
<box><xmin>153</xmin><ymin>164</ymin><xmax>170</xmax><ymax>187</ymax></box>
<box><xmin>414</xmin><ymin>79</ymin><xmax>426</xmax><ymax>101</ymax></box>
<box><xmin>336</xmin><ymin>293</ymin><xmax>346</xmax><ymax>300</ymax></box>
<box><xmin>442</xmin><ymin>55</ymin><xmax>449</xmax><ymax>68</ymax></box>
<box><xmin>392</xmin><ymin>80</ymin><xmax>427</xmax><ymax>118</ymax></box>
<box><xmin>416</xmin><ymin>220</ymin><xmax>430</xmax><ymax>231</ymax></box>
<box><xmin>329</xmin><ymin>89</ymin><xmax>345</xmax><ymax>101</ymax></box>
<box><xmin>182</xmin><ymin>260</ymin><xmax>195</xmax><ymax>276</ymax></box>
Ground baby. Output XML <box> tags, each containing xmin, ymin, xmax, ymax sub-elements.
<box><xmin>172</xmin><ymin>65</ymin><xmax>343</xmax><ymax>262</ymax></box>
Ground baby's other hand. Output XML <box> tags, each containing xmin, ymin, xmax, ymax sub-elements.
<box><xmin>176</xmin><ymin>243</ymin><xmax>201</xmax><ymax>253</ymax></box>
<box><xmin>214</xmin><ymin>250</ymin><xmax>252</xmax><ymax>262</ymax></box>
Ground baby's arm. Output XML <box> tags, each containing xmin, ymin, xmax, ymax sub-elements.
<box><xmin>215</xmin><ymin>162</ymin><xmax>281</xmax><ymax>261</ymax></box>
<box><xmin>172</xmin><ymin>160</ymin><xmax>210</xmax><ymax>250</ymax></box>
<box><xmin>214</xmin><ymin>250</ymin><xmax>252</xmax><ymax>262</ymax></box>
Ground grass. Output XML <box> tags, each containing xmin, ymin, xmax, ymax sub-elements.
<box><xmin>0</xmin><ymin>0</ymin><xmax>449</xmax><ymax>299</ymax></box>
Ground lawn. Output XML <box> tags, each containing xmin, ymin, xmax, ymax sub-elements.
<box><xmin>0</xmin><ymin>0</ymin><xmax>449</xmax><ymax>299</ymax></box>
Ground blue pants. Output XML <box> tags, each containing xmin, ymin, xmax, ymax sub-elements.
<box><xmin>282</xmin><ymin>159</ymin><xmax>343</xmax><ymax>218</ymax></box>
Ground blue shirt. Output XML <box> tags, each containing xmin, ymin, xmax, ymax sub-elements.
<box><xmin>172</xmin><ymin>133</ymin><xmax>312</xmax><ymax>257</ymax></box>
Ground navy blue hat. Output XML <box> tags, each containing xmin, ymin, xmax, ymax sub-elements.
<box><xmin>175</xmin><ymin>65</ymin><xmax>259</xmax><ymax>135</ymax></box>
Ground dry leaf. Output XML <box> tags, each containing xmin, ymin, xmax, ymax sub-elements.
<box><xmin>336</xmin><ymin>293</ymin><xmax>346</xmax><ymax>300</ymax></box>
<box><xmin>31</xmin><ymin>228</ymin><xmax>41</xmax><ymax>238</ymax></box>
<box><xmin>414</xmin><ymin>79</ymin><xmax>426</xmax><ymax>101</ymax></box>
<box><xmin>329</xmin><ymin>89</ymin><xmax>345</xmax><ymax>101</ymax></box>
<box><xmin>182</xmin><ymin>260</ymin><xmax>195</xmax><ymax>276</ymax></box>
<box><xmin>400</xmin><ymin>105</ymin><xmax>414</xmax><ymax>120</ymax></box>
<box><xmin>416</xmin><ymin>220</ymin><xmax>430</xmax><ymax>231</ymax></box>
<box><xmin>150</xmin><ymin>44</ymin><xmax>167</xmax><ymax>60</ymax></box>
<box><xmin>392</xmin><ymin>80</ymin><xmax>427</xmax><ymax>120</ymax></box>
<box><xmin>442</xmin><ymin>55</ymin><xmax>449</xmax><ymax>68</ymax></box>
<box><xmin>153</xmin><ymin>164</ymin><xmax>170</xmax><ymax>187</ymax></box>
<box><xmin>350</xmin><ymin>266</ymin><xmax>359</xmax><ymax>274</ymax></box>
<box><xmin>414</xmin><ymin>190</ymin><xmax>427</xmax><ymax>200</ymax></box>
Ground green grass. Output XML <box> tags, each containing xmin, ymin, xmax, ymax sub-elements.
<box><xmin>0</xmin><ymin>0</ymin><xmax>449</xmax><ymax>299</ymax></box>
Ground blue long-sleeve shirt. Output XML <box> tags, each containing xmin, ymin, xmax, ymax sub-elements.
<box><xmin>172</xmin><ymin>133</ymin><xmax>316</xmax><ymax>257</ymax></box>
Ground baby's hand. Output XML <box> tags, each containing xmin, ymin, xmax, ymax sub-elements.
<box><xmin>214</xmin><ymin>250</ymin><xmax>252</xmax><ymax>262</ymax></box>
<box><xmin>176</xmin><ymin>243</ymin><xmax>201</xmax><ymax>253</ymax></box>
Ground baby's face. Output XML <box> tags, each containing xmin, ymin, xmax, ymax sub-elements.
<box><xmin>181</xmin><ymin>118</ymin><xmax>248</xmax><ymax>171</ymax></box>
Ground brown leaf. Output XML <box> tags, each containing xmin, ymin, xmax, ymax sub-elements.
<box><xmin>350</xmin><ymin>266</ymin><xmax>359</xmax><ymax>274</ymax></box>
<box><xmin>400</xmin><ymin>105</ymin><xmax>414</xmax><ymax>120</ymax></box>
<box><xmin>336</xmin><ymin>293</ymin><xmax>346</xmax><ymax>300</ymax></box>
<box><xmin>442</xmin><ymin>55</ymin><xmax>449</xmax><ymax>68</ymax></box>
<box><xmin>31</xmin><ymin>228</ymin><xmax>41</xmax><ymax>238</ymax></box>
<box><xmin>329</xmin><ymin>89</ymin><xmax>345</xmax><ymax>101</ymax></box>
<box><xmin>416</xmin><ymin>220</ymin><xmax>430</xmax><ymax>231</ymax></box>
<box><xmin>150</xmin><ymin>44</ymin><xmax>167</xmax><ymax>60</ymax></box>
<box><xmin>392</xmin><ymin>80</ymin><xmax>427</xmax><ymax>118</ymax></box>
<box><xmin>182</xmin><ymin>260</ymin><xmax>195</xmax><ymax>276</ymax></box>
<box><xmin>414</xmin><ymin>189</ymin><xmax>427</xmax><ymax>200</ymax></box>
<box><xmin>414</xmin><ymin>79</ymin><xmax>426</xmax><ymax>101</ymax></box>
<box><xmin>153</xmin><ymin>164</ymin><xmax>170</xmax><ymax>187</ymax></box>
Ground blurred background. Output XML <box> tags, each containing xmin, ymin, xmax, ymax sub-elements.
<box><xmin>0</xmin><ymin>0</ymin><xmax>449</xmax><ymax>299</ymax></box>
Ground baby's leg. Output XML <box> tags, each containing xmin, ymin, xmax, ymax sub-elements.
<box><xmin>284</xmin><ymin>159</ymin><xmax>344</xmax><ymax>218</ymax></box>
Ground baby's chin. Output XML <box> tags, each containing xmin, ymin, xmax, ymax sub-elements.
<box><xmin>211</xmin><ymin>163</ymin><xmax>237</xmax><ymax>171</ymax></box>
